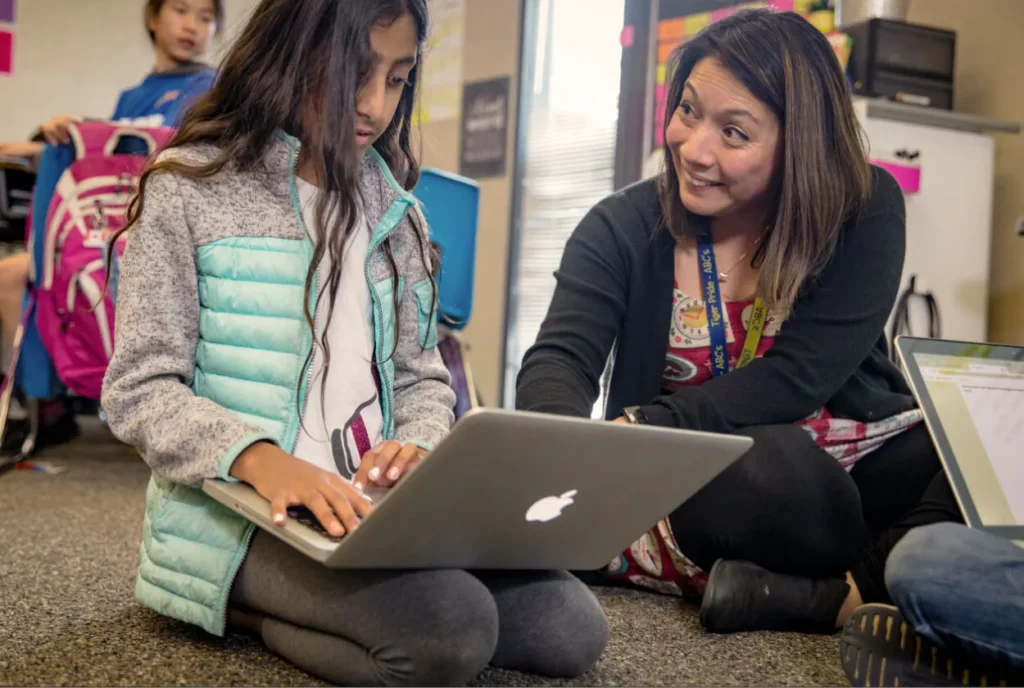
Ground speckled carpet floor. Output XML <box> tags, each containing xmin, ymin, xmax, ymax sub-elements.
<box><xmin>0</xmin><ymin>420</ymin><xmax>849</xmax><ymax>686</ymax></box>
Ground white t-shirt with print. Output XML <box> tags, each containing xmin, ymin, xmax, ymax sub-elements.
<box><xmin>291</xmin><ymin>177</ymin><xmax>384</xmax><ymax>481</ymax></box>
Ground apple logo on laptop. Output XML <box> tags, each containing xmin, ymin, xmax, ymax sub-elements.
<box><xmin>526</xmin><ymin>490</ymin><xmax>578</xmax><ymax>522</ymax></box>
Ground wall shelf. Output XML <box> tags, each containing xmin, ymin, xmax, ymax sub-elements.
<box><xmin>855</xmin><ymin>97</ymin><xmax>1021</xmax><ymax>135</ymax></box>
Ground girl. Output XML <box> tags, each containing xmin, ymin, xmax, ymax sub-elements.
<box><xmin>101</xmin><ymin>1</ymin><xmax>608</xmax><ymax>685</ymax></box>
<box><xmin>517</xmin><ymin>10</ymin><xmax>960</xmax><ymax>634</ymax></box>
<box><xmin>0</xmin><ymin>0</ymin><xmax>223</xmax><ymax>453</ymax></box>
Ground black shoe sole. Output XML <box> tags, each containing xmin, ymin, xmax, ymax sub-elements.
<box><xmin>840</xmin><ymin>604</ymin><xmax>1013</xmax><ymax>687</ymax></box>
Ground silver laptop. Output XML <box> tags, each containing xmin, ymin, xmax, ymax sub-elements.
<box><xmin>203</xmin><ymin>407</ymin><xmax>752</xmax><ymax>569</ymax></box>
<box><xmin>896</xmin><ymin>337</ymin><xmax>1024</xmax><ymax>546</ymax></box>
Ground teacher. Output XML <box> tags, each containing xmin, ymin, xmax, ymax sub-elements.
<box><xmin>516</xmin><ymin>9</ymin><xmax>960</xmax><ymax>634</ymax></box>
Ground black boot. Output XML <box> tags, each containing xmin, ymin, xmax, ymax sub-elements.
<box><xmin>700</xmin><ymin>559</ymin><xmax>849</xmax><ymax>634</ymax></box>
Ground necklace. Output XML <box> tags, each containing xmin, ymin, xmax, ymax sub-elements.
<box><xmin>717</xmin><ymin>227</ymin><xmax>768</xmax><ymax>283</ymax></box>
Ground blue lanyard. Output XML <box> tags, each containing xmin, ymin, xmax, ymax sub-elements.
<box><xmin>697</xmin><ymin>230</ymin><xmax>768</xmax><ymax>377</ymax></box>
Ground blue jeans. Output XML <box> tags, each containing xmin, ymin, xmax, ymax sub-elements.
<box><xmin>886</xmin><ymin>522</ymin><xmax>1024</xmax><ymax>671</ymax></box>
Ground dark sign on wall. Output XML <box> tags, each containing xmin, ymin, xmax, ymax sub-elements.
<box><xmin>459</xmin><ymin>76</ymin><xmax>510</xmax><ymax>179</ymax></box>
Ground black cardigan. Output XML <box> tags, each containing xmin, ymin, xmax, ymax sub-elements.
<box><xmin>515</xmin><ymin>166</ymin><xmax>917</xmax><ymax>431</ymax></box>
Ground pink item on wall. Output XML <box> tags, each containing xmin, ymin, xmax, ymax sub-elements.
<box><xmin>0</xmin><ymin>30</ymin><xmax>12</xmax><ymax>76</ymax></box>
<box><xmin>620</xmin><ymin>25</ymin><xmax>634</xmax><ymax>47</ymax></box>
<box><xmin>870</xmin><ymin>159</ymin><xmax>921</xmax><ymax>194</ymax></box>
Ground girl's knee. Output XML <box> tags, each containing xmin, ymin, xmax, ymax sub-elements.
<box><xmin>387</xmin><ymin>631</ymin><xmax>496</xmax><ymax>686</ymax></box>
<box><xmin>381</xmin><ymin>573</ymin><xmax>498</xmax><ymax>686</ymax></box>
<box><xmin>540</xmin><ymin>605</ymin><xmax>608</xmax><ymax>677</ymax></box>
<box><xmin>512</xmin><ymin>576</ymin><xmax>608</xmax><ymax>678</ymax></box>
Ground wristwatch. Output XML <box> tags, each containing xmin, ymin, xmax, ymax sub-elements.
<box><xmin>622</xmin><ymin>406</ymin><xmax>648</xmax><ymax>425</ymax></box>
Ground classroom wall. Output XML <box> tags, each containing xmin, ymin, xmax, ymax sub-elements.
<box><xmin>907</xmin><ymin>0</ymin><xmax>1024</xmax><ymax>344</ymax></box>
<box><xmin>417</xmin><ymin>0</ymin><xmax>522</xmax><ymax>407</ymax></box>
<box><xmin>0</xmin><ymin>0</ymin><xmax>258</xmax><ymax>141</ymax></box>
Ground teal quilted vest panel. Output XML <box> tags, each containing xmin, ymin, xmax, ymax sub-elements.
<box><xmin>194</xmin><ymin>237</ymin><xmax>314</xmax><ymax>444</ymax></box>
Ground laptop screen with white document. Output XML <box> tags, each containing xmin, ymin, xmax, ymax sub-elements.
<box><xmin>897</xmin><ymin>338</ymin><xmax>1024</xmax><ymax>538</ymax></box>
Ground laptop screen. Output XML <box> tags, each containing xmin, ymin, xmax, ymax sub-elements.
<box><xmin>913</xmin><ymin>350</ymin><xmax>1024</xmax><ymax>527</ymax></box>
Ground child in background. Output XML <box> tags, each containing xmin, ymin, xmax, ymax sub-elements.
<box><xmin>0</xmin><ymin>0</ymin><xmax>222</xmax><ymax>155</ymax></box>
<box><xmin>101</xmin><ymin>1</ymin><xmax>608</xmax><ymax>685</ymax></box>
<box><xmin>0</xmin><ymin>0</ymin><xmax>222</xmax><ymax>452</ymax></box>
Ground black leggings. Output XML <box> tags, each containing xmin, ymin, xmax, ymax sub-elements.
<box><xmin>232</xmin><ymin>532</ymin><xmax>608</xmax><ymax>686</ymax></box>
<box><xmin>667</xmin><ymin>422</ymin><xmax>962</xmax><ymax>603</ymax></box>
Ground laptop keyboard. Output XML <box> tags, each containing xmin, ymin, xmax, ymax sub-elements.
<box><xmin>284</xmin><ymin>488</ymin><xmax>380</xmax><ymax>542</ymax></box>
<box><xmin>286</xmin><ymin>506</ymin><xmax>346</xmax><ymax>542</ymax></box>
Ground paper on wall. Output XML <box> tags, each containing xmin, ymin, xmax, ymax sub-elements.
<box><xmin>414</xmin><ymin>0</ymin><xmax>465</xmax><ymax>124</ymax></box>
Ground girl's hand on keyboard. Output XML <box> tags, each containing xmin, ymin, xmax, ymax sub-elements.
<box><xmin>352</xmin><ymin>441</ymin><xmax>427</xmax><ymax>490</ymax></box>
<box><xmin>231</xmin><ymin>442</ymin><xmax>373</xmax><ymax>537</ymax></box>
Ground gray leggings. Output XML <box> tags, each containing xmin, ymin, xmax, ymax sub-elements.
<box><xmin>230</xmin><ymin>531</ymin><xmax>609</xmax><ymax>686</ymax></box>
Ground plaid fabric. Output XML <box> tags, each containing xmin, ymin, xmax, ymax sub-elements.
<box><xmin>600</xmin><ymin>286</ymin><xmax>923</xmax><ymax>595</ymax></box>
<box><xmin>798</xmin><ymin>407</ymin><xmax>923</xmax><ymax>470</ymax></box>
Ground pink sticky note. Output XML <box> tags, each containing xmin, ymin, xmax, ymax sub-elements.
<box><xmin>711</xmin><ymin>8</ymin><xmax>737</xmax><ymax>23</ymax></box>
<box><xmin>620</xmin><ymin>25</ymin><xmax>635</xmax><ymax>47</ymax></box>
<box><xmin>0</xmin><ymin>31</ymin><xmax>13</xmax><ymax>76</ymax></box>
<box><xmin>870</xmin><ymin>159</ymin><xmax>921</xmax><ymax>194</ymax></box>
<box><xmin>766</xmin><ymin>0</ymin><xmax>795</xmax><ymax>11</ymax></box>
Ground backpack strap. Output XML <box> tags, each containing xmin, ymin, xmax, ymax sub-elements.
<box><xmin>889</xmin><ymin>275</ymin><xmax>942</xmax><ymax>362</ymax></box>
<box><xmin>66</xmin><ymin>122</ymin><xmax>117</xmax><ymax>160</ymax></box>
<box><xmin>66</xmin><ymin>122</ymin><xmax>173</xmax><ymax>160</ymax></box>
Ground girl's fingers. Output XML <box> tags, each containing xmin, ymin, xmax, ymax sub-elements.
<box><xmin>320</xmin><ymin>487</ymin><xmax>363</xmax><ymax>535</ymax></box>
<box><xmin>387</xmin><ymin>443</ymin><xmax>423</xmax><ymax>483</ymax></box>
<box><xmin>367</xmin><ymin>441</ymin><xmax>402</xmax><ymax>486</ymax></box>
<box><xmin>351</xmin><ymin>454</ymin><xmax>373</xmax><ymax>492</ymax></box>
<box><xmin>303</xmin><ymin>491</ymin><xmax>345</xmax><ymax>537</ymax></box>
<box><xmin>329</xmin><ymin>475</ymin><xmax>374</xmax><ymax>518</ymax></box>
<box><xmin>269</xmin><ymin>492</ymin><xmax>291</xmax><ymax>527</ymax></box>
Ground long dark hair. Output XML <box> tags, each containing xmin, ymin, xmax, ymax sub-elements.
<box><xmin>145</xmin><ymin>0</ymin><xmax>226</xmax><ymax>43</ymax></box>
<box><xmin>658</xmin><ymin>9</ymin><xmax>871</xmax><ymax>314</ymax></box>
<box><xmin>111</xmin><ymin>0</ymin><xmax>433</xmax><ymax>416</ymax></box>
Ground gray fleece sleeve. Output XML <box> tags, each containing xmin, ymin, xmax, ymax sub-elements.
<box><xmin>101</xmin><ymin>172</ymin><xmax>277</xmax><ymax>487</ymax></box>
<box><xmin>390</xmin><ymin>211</ymin><xmax>456</xmax><ymax>450</ymax></box>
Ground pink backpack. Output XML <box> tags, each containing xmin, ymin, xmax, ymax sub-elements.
<box><xmin>35</xmin><ymin>122</ymin><xmax>173</xmax><ymax>399</ymax></box>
